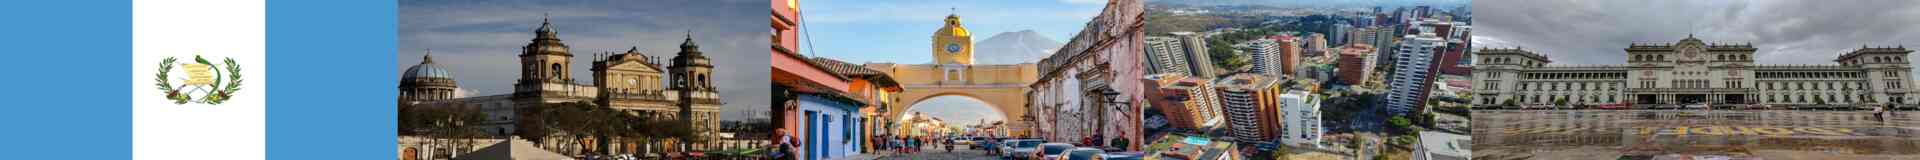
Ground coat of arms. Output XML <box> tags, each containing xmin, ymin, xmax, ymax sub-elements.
<box><xmin>154</xmin><ymin>55</ymin><xmax>244</xmax><ymax>104</ymax></box>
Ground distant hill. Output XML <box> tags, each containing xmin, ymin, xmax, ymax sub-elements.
<box><xmin>973</xmin><ymin>30</ymin><xmax>1063</xmax><ymax>64</ymax></box>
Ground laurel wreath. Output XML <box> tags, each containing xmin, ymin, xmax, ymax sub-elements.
<box><xmin>155</xmin><ymin>55</ymin><xmax>244</xmax><ymax>105</ymax></box>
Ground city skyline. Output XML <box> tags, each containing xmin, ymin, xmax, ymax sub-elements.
<box><xmin>1473</xmin><ymin>0</ymin><xmax>1920</xmax><ymax>68</ymax></box>
<box><xmin>397</xmin><ymin>0</ymin><xmax>769</xmax><ymax>120</ymax></box>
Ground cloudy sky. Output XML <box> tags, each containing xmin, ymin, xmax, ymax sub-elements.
<box><xmin>398</xmin><ymin>0</ymin><xmax>769</xmax><ymax>120</ymax></box>
<box><xmin>795</xmin><ymin>0</ymin><xmax>1111</xmax><ymax>126</ymax></box>
<box><xmin>1474</xmin><ymin>0</ymin><xmax>1920</xmax><ymax>71</ymax></box>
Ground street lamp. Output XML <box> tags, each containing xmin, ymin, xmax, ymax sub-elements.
<box><xmin>1098</xmin><ymin>88</ymin><xmax>1132</xmax><ymax>151</ymax></box>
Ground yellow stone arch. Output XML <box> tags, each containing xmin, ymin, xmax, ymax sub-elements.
<box><xmin>865</xmin><ymin>63</ymin><xmax>1036</xmax><ymax>133</ymax></box>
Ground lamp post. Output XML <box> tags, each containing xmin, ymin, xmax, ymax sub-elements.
<box><xmin>1099</xmin><ymin>88</ymin><xmax>1131</xmax><ymax>151</ymax></box>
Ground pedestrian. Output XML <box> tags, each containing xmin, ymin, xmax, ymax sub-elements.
<box><xmin>769</xmin><ymin>128</ymin><xmax>798</xmax><ymax>160</ymax></box>
<box><xmin>892</xmin><ymin>137</ymin><xmax>904</xmax><ymax>154</ymax></box>
<box><xmin>908</xmin><ymin>136</ymin><xmax>919</xmax><ymax>153</ymax></box>
<box><xmin>1081</xmin><ymin>136</ymin><xmax>1094</xmax><ymax>147</ymax></box>
<box><xmin>983</xmin><ymin>136</ymin><xmax>998</xmax><ymax>155</ymax></box>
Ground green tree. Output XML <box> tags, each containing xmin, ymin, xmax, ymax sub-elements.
<box><xmin>1388</xmin><ymin>116</ymin><xmax>1412</xmax><ymax>134</ymax></box>
<box><xmin>1554</xmin><ymin>97</ymin><xmax>1569</xmax><ymax>108</ymax></box>
<box><xmin>1502</xmin><ymin>98</ymin><xmax>1518</xmax><ymax>107</ymax></box>
<box><xmin>1814</xmin><ymin>96</ymin><xmax>1827</xmax><ymax>105</ymax></box>
<box><xmin>1208</xmin><ymin>40</ymin><xmax>1250</xmax><ymax>72</ymax></box>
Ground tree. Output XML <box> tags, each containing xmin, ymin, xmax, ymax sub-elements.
<box><xmin>1554</xmin><ymin>97</ymin><xmax>1569</xmax><ymax>108</ymax></box>
<box><xmin>1269</xmin><ymin>147</ymin><xmax>1290</xmax><ymax>160</ymax></box>
<box><xmin>1814</xmin><ymin>96</ymin><xmax>1827</xmax><ymax>105</ymax></box>
<box><xmin>1209</xmin><ymin>40</ymin><xmax>1251</xmax><ymax>72</ymax></box>
<box><xmin>1502</xmin><ymin>98</ymin><xmax>1518</xmax><ymax>107</ymax></box>
<box><xmin>1387</xmin><ymin>116</ymin><xmax>1412</xmax><ymax>134</ymax></box>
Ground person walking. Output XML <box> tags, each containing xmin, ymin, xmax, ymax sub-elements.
<box><xmin>892</xmin><ymin>136</ymin><xmax>905</xmax><ymax>154</ymax></box>
<box><xmin>983</xmin><ymin>136</ymin><xmax>999</xmax><ymax>155</ymax></box>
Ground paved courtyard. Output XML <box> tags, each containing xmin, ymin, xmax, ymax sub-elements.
<box><xmin>1473</xmin><ymin>110</ymin><xmax>1920</xmax><ymax>160</ymax></box>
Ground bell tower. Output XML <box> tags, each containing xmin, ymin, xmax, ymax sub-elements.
<box><xmin>520</xmin><ymin>14</ymin><xmax>573</xmax><ymax>84</ymax></box>
<box><xmin>669</xmin><ymin>32</ymin><xmax>713</xmax><ymax>92</ymax></box>
<box><xmin>931</xmin><ymin>12</ymin><xmax>974</xmax><ymax>65</ymax></box>
<box><xmin>670</xmin><ymin>31</ymin><xmax>717</xmax><ymax>126</ymax></box>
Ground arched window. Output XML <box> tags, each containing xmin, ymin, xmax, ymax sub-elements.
<box><xmin>550</xmin><ymin>63</ymin><xmax>564</xmax><ymax>79</ymax></box>
<box><xmin>698</xmin><ymin>74</ymin><xmax>708</xmax><ymax>87</ymax></box>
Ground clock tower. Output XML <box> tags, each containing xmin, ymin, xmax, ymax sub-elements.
<box><xmin>932</xmin><ymin>13</ymin><xmax>974</xmax><ymax>65</ymax></box>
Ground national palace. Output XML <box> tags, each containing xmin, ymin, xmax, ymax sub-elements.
<box><xmin>1473</xmin><ymin>35</ymin><xmax>1917</xmax><ymax>107</ymax></box>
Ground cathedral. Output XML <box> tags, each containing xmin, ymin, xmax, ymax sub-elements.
<box><xmin>399</xmin><ymin>16</ymin><xmax>723</xmax><ymax>153</ymax></box>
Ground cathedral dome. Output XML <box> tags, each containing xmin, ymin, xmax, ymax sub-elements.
<box><xmin>402</xmin><ymin>54</ymin><xmax>456</xmax><ymax>84</ymax></box>
<box><xmin>401</xmin><ymin>53</ymin><xmax>458</xmax><ymax>104</ymax></box>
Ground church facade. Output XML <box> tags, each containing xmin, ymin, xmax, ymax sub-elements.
<box><xmin>399</xmin><ymin>16</ymin><xmax>723</xmax><ymax>154</ymax></box>
<box><xmin>1473</xmin><ymin>36</ymin><xmax>1917</xmax><ymax>107</ymax></box>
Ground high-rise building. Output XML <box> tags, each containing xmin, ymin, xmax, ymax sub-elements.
<box><xmin>1272</xmin><ymin>35</ymin><xmax>1302</xmax><ymax>76</ymax></box>
<box><xmin>1386</xmin><ymin>33</ymin><xmax>1445</xmax><ymax>116</ymax></box>
<box><xmin>1330</xmin><ymin>24</ymin><xmax>1351</xmax><ymax>47</ymax></box>
<box><xmin>1337</xmin><ymin>44</ymin><xmax>1376</xmax><ymax>85</ymax></box>
<box><xmin>1145</xmin><ymin>36</ymin><xmax>1190</xmax><ymax>75</ymax></box>
<box><xmin>1213</xmin><ymin>73</ymin><xmax>1284</xmax><ymax>142</ymax></box>
<box><xmin>1236</xmin><ymin>38</ymin><xmax>1279</xmax><ymax>76</ymax></box>
<box><xmin>1348</xmin><ymin>27</ymin><xmax>1377</xmax><ymax>46</ymax></box>
<box><xmin>1372</xmin><ymin>25</ymin><xmax>1398</xmax><ymax>65</ymax></box>
<box><xmin>1172</xmin><ymin>32</ymin><xmax>1218</xmax><ymax>78</ymax></box>
<box><xmin>1279</xmin><ymin>90</ymin><xmax>1323</xmax><ymax>148</ymax></box>
<box><xmin>1143</xmin><ymin>73</ymin><xmax>1222</xmax><ymax>130</ymax></box>
<box><xmin>1307</xmin><ymin>33</ymin><xmax>1329</xmax><ymax>57</ymax></box>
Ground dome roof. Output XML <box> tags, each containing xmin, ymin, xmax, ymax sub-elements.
<box><xmin>940</xmin><ymin>14</ymin><xmax>970</xmax><ymax>37</ymax></box>
<box><xmin>403</xmin><ymin>54</ymin><xmax>455</xmax><ymax>82</ymax></box>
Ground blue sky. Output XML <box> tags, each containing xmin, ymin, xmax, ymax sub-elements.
<box><xmin>797</xmin><ymin>0</ymin><xmax>1110</xmax><ymax>126</ymax></box>
<box><xmin>397</xmin><ymin>0</ymin><xmax>768</xmax><ymax>120</ymax></box>
<box><xmin>795</xmin><ymin>0</ymin><xmax>1109</xmax><ymax>64</ymax></box>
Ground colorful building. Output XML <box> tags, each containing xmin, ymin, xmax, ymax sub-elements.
<box><xmin>771</xmin><ymin>0</ymin><xmax>872</xmax><ymax>159</ymax></box>
<box><xmin>809</xmin><ymin>57</ymin><xmax>902</xmax><ymax>152</ymax></box>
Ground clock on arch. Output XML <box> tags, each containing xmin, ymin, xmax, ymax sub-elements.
<box><xmin>945</xmin><ymin>43</ymin><xmax>962</xmax><ymax>54</ymax></box>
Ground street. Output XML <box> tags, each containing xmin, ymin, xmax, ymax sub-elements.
<box><xmin>1474</xmin><ymin>110</ymin><xmax>1920</xmax><ymax>159</ymax></box>
<box><xmin>844</xmin><ymin>145</ymin><xmax>999</xmax><ymax>160</ymax></box>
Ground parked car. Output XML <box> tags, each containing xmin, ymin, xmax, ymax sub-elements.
<box><xmin>972</xmin><ymin>137</ymin><xmax>994</xmax><ymax>149</ymax></box>
<box><xmin>1031</xmin><ymin>143</ymin><xmax>1076</xmax><ymax>160</ymax></box>
<box><xmin>1685</xmin><ymin>103</ymin><xmax>1710</xmax><ymax>109</ymax></box>
<box><xmin>1060</xmin><ymin>147</ymin><xmax>1105</xmax><ymax>160</ymax></box>
<box><xmin>1101</xmin><ymin>152</ymin><xmax>1146</xmax><ymax>160</ymax></box>
<box><xmin>953</xmin><ymin>137</ymin><xmax>978</xmax><ymax>146</ymax></box>
<box><xmin>1001</xmin><ymin>139</ymin><xmax>1044</xmax><ymax>159</ymax></box>
<box><xmin>1596</xmin><ymin>103</ymin><xmax>1630</xmax><ymax>110</ymax></box>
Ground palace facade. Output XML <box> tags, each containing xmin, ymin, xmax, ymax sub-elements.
<box><xmin>1473</xmin><ymin>36</ymin><xmax>1917</xmax><ymax>106</ymax></box>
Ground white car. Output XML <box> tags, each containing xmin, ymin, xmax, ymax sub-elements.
<box><xmin>1685</xmin><ymin>103</ymin><xmax>1710</xmax><ymax>109</ymax></box>
<box><xmin>1032</xmin><ymin>143</ymin><xmax>1076</xmax><ymax>160</ymax></box>
<box><xmin>1000</xmin><ymin>139</ymin><xmax>1043</xmax><ymax>159</ymax></box>
<box><xmin>1060</xmin><ymin>147</ymin><xmax>1105</xmax><ymax>160</ymax></box>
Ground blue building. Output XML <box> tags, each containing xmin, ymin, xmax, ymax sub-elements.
<box><xmin>796</xmin><ymin>93</ymin><xmax>866</xmax><ymax>160</ymax></box>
